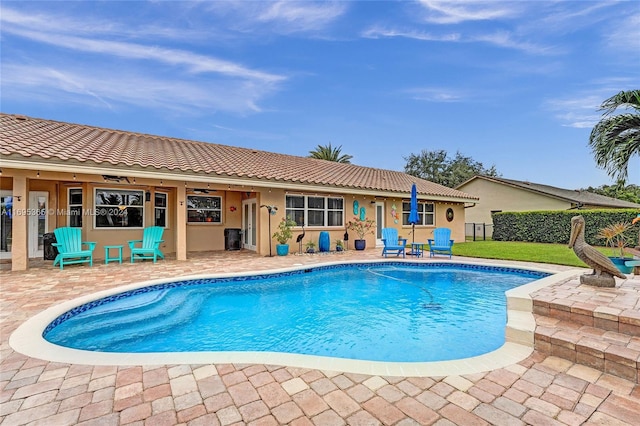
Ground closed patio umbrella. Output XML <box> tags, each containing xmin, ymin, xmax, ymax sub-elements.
<box><xmin>408</xmin><ymin>183</ymin><xmax>419</xmax><ymax>247</ymax></box>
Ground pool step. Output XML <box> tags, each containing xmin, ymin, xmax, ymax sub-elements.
<box><xmin>48</xmin><ymin>290</ymin><xmax>206</xmax><ymax>350</ymax></box>
<box><xmin>58</xmin><ymin>290</ymin><xmax>192</xmax><ymax>339</ymax></box>
<box><xmin>532</xmin><ymin>298</ymin><xmax>640</xmax><ymax>383</ymax></box>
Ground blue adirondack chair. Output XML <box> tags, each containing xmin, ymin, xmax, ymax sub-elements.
<box><xmin>52</xmin><ymin>227</ymin><xmax>96</xmax><ymax>270</ymax></box>
<box><xmin>381</xmin><ymin>228</ymin><xmax>407</xmax><ymax>258</ymax></box>
<box><xmin>128</xmin><ymin>226</ymin><xmax>165</xmax><ymax>263</ymax></box>
<box><xmin>428</xmin><ymin>228</ymin><xmax>454</xmax><ymax>258</ymax></box>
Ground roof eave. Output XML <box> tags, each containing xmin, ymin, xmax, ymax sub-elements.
<box><xmin>1</xmin><ymin>157</ymin><xmax>478</xmax><ymax>203</ymax></box>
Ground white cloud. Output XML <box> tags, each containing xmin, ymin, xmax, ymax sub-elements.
<box><xmin>0</xmin><ymin>4</ymin><xmax>288</xmax><ymax>117</ymax></box>
<box><xmin>257</xmin><ymin>1</ymin><xmax>346</xmax><ymax>32</ymax></box>
<box><xmin>361</xmin><ymin>26</ymin><xmax>460</xmax><ymax>42</ymax></box>
<box><xmin>361</xmin><ymin>25</ymin><xmax>553</xmax><ymax>54</ymax></box>
<box><xmin>405</xmin><ymin>87</ymin><xmax>465</xmax><ymax>103</ymax></box>
<box><xmin>205</xmin><ymin>0</ymin><xmax>346</xmax><ymax>34</ymax></box>
<box><xmin>545</xmin><ymin>93</ymin><xmax>610</xmax><ymax>129</ymax></box>
<box><xmin>470</xmin><ymin>31</ymin><xmax>559</xmax><ymax>55</ymax></box>
<box><xmin>1</xmin><ymin>63</ymin><xmax>276</xmax><ymax>115</ymax></box>
<box><xmin>0</xmin><ymin>7</ymin><xmax>210</xmax><ymax>41</ymax></box>
<box><xmin>417</xmin><ymin>0</ymin><xmax>519</xmax><ymax>24</ymax></box>
<box><xmin>606</xmin><ymin>13</ymin><xmax>640</xmax><ymax>51</ymax></box>
<box><xmin>4</xmin><ymin>27</ymin><xmax>284</xmax><ymax>83</ymax></box>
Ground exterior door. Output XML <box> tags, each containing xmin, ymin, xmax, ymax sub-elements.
<box><xmin>242</xmin><ymin>199</ymin><xmax>257</xmax><ymax>251</ymax></box>
<box><xmin>375</xmin><ymin>201</ymin><xmax>385</xmax><ymax>246</ymax></box>
<box><xmin>0</xmin><ymin>191</ymin><xmax>12</xmax><ymax>259</ymax></box>
<box><xmin>29</xmin><ymin>191</ymin><xmax>48</xmax><ymax>258</ymax></box>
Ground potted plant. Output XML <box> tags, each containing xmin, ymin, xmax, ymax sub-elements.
<box><xmin>346</xmin><ymin>217</ymin><xmax>375</xmax><ymax>250</ymax></box>
<box><xmin>272</xmin><ymin>216</ymin><xmax>297</xmax><ymax>256</ymax></box>
<box><xmin>597</xmin><ymin>221</ymin><xmax>633</xmax><ymax>273</ymax></box>
<box><xmin>335</xmin><ymin>239</ymin><xmax>344</xmax><ymax>252</ymax></box>
<box><xmin>305</xmin><ymin>240</ymin><xmax>317</xmax><ymax>254</ymax></box>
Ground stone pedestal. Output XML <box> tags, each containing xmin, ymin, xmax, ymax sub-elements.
<box><xmin>580</xmin><ymin>274</ymin><xmax>616</xmax><ymax>287</ymax></box>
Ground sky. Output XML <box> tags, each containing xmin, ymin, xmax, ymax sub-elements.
<box><xmin>1</xmin><ymin>1</ymin><xmax>639</xmax><ymax>190</ymax></box>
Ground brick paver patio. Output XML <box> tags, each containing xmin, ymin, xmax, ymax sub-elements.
<box><xmin>1</xmin><ymin>250</ymin><xmax>639</xmax><ymax>425</ymax></box>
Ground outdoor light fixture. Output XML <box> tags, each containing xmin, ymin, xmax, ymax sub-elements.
<box><xmin>260</xmin><ymin>205</ymin><xmax>278</xmax><ymax>257</ymax></box>
<box><xmin>145</xmin><ymin>191</ymin><xmax>151</xmax><ymax>202</ymax></box>
<box><xmin>102</xmin><ymin>175</ymin><xmax>130</xmax><ymax>183</ymax></box>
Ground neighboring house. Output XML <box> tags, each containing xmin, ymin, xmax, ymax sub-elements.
<box><xmin>0</xmin><ymin>113</ymin><xmax>478</xmax><ymax>271</ymax></box>
<box><xmin>456</xmin><ymin>175</ymin><xmax>640</xmax><ymax>238</ymax></box>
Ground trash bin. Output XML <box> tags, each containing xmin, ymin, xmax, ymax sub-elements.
<box><xmin>43</xmin><ymin>232</ymin><xmax>58</xmax><ymax>260</ymax></box>
<box><xmin>224</xmin><ymin>228</ymin><xmax>242</xmax><ymax>251</ymax></box>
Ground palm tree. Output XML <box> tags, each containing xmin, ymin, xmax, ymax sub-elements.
<box><xmin>589</xmin><ymin>90</ymin><xmax>640</xmax><ymax>184</ymax></box>
<box><xmin>308</xmin><ymin>143</ymin><xmax>353</xmax><ymax>163</ymax></box>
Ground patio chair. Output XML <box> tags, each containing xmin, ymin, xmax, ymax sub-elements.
<box><xmin>381</xmin><ymin>228</ymin><xmax>407</xmax><ymax>258</ymax></box>
<box><xmin>428</xmin><ymin>228</ymin><xmax>454</xmax><ymax>259</ymax></box>
<box><xmin>128</xmin><ymin>226</ymin><xmax>165</xmax><ymax>263</ymax></box>
<box><xmin>52</xmin><ymin>227</ymin><xmax>96</xmax><ymax>270</ymax></box>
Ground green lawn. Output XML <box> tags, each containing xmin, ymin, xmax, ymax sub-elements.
<box><xmin>450</xmin><ymin>240</ymin><xmax>616</xmax><ymax>267</ymax></box>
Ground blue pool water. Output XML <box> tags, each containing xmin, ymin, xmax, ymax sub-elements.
<box><xmin>44</xmin><ymin>263</ymin><xmax>548</xmax><ymax>362</ymax></box>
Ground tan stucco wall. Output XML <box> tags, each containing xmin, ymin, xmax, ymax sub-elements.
<box><xmin>458</xmin><ymin>179</ymin><xmax>571</xmax><ymax>225</ymax></box>
<box><xmin>257</xmin><ymin>192</ymin><xmax>467</xmax><ymax>254</ymax></box>
<box><xmin>2</xmin><ymin>167</ymin><xmax>468</xmax><ymax>268</ymax></box>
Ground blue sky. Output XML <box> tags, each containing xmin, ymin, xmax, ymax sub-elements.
<box><xmin>2</xmin><ymin>1</ymin><xmax>639</xmax><ymax>189</ymax></box>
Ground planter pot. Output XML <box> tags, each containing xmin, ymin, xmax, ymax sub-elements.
<box><xmin>276</xmin><ymin>244</ymin><xmax>289</xmax><ymax>256</ymax></box>
<box><xmin>609</xmin><ymin>257</ymin><xmax>633</xmax><ymax>274</ymax></box>
<box><xmin>354</xmin><ymin>239</ymin><xmax>366</xmax><ymax>251</ymax></box>
<box><xmin>336</xmin><ymin>246</ymin><xmax>343</xmax><ymax>252</ymax></box>
<box><xmin>306</xmin><ymin>248</ymin><xmax>316</xmax><ymax>254</ymax></box>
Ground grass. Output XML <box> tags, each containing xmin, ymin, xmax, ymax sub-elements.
<box><xmin>451</xmin><ymin>240</ymin><xmax>617</xmax><ymax>268</ymax></box>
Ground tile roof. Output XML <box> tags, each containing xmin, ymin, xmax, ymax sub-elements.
<box><xmin>458</xmin><ymin>175</ymin><xmax>640</xmax><ymax>208</ymax></box>
<box><xmin>0</xmin><ymin>113</ymin><xmax>477</xmax><ymax>201</ymax></box>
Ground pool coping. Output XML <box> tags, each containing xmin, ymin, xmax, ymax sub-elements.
<box><xmin>9</xmin><ymin>259</ymin><xmax>583</xmax><ymax>377</ymax></box>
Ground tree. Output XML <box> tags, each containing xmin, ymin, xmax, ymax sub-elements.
<box><xmin>403</xmin><ymin>149</ymin><xmax>500</xmax><ymax>187</ymax></box>
<box><xmin>308</xmin><ymin>143</ymin><xmax>353</xmax><ymax>163</ymax></box>
<box><xmin>588</xmin><ymin>90</ymin><xmax>640</xmax><ymax>184</ymax></box>
<box><xmin>581</xmin><ymin>183</ymin><xmax>640</xmax><ymax>204</ymax></box>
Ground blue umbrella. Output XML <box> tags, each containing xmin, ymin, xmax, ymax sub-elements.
<box><xmin>408</xmin><ymin>183</ymin><xmax>419</xmax><ymax>245</ymax></box>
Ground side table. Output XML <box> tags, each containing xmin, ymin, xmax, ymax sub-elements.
<box><xmin>104</xmin><ymin>245</ymin><xmax>123</xmax><ymax>264</ymax></box>
<box><xmin>409</xmin><ymin>242</ymin><xmax>425</xmax><ymax>257</ymax></box>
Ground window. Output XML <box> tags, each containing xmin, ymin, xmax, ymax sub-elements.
<box><xmin>95</xmin><ymin>189</ymin><xmax>144</xmax><ymax>228</ymax></box>
<box><xmin>187</xmin><ymin>195</ymin><xmax>222</xmax><ymax>223</ymax></box>
<box><xmin>68</xmin><ymin>188</ymin><xmax>83</xmax><ymax>227</ymax></box>
<box><xmin>402</xmin><ymin>201</ymin><xmax>434</xmax><ymax>226</ymax></box>
<box><xmin>285</xmin><ymin>195</ymin><xmax>344</xmax><ymax>227</ymax></box>
<box><xmin>154</xmin><ymin>192</ymin><xmax>168</xmax><ymax>227</ymax></box>
<box><xmin>286</xmin><ymin>195</ymin><xmax>305</xmax><ymax>225</ymax></box>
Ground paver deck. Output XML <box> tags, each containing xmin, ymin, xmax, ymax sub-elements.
<box><xmin>1</xmin><ymin>249</ymin><xmax>639</xmax><ymax>425</ymax></box>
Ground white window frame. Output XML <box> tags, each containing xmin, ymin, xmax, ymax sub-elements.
<box><xmin>402</xmin><ymin>201</ymin><xmax>435</xmax><ymax>226</ymax></box>
<box><xmin>154</xmin><ymin>192</ymin><xmax>168</xmax><ymax>228</ymax></box>
<box><xmin>68</xmin><ymin>188</ymin><xmax>83</xmax><ymax>227</ymax></box>
<box><xmin>285</xmin><ymin>194</ymin><xmax>344</xmax><ymax>227</ymax></box>
<box><xmin>94</xmin><ymin>188</ymin><xmax>144</xmax><ymax>229</ymax></box>
<box><xmin>187</xmin><ymin>195</ymin><xmax>222</xmax><ymax>224</ymax></box>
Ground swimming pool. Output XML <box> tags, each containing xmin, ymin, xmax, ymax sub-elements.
<box><xmin>43</xmin><ymin>262</ymin><xmax>549</xmax><ymax>363</ymax></box>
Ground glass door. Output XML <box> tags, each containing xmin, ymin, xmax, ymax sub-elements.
<box><xmin>0</xmin><ymin>191</ymin><xmax>12</xmax><ymax>259</ymax></box>
<box><xmin>29</xmin><ymin>191</ymin><xmax>48</xmax><ymax>258</ymax></box>
<box><xmin>242</xmin><ymin>199</ymin><xmax>257</xmax><ymax>251</ymax></box>
<box><xmin>375</xmin><ymin>201</ymin><xmax>385</xmax><ymax>246</ymax></box>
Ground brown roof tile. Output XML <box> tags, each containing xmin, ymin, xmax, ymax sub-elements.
<box><xmin>0</xmin><ymin>113</ymin><xmax>477</xmax><ymax>201</ymax></box>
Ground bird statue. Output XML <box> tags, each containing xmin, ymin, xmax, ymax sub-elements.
<box><xmin>568</xmin><ymin>215</ymin><xmax>626</xmax><ymax>287</ymax></box>
<box><xmin>295</xmin><ymin>225</ymin><xmax>305</xmax><ymax>254</ymax></box>
<box><xmin>343</xmin><ymin>229</ymin><xmax>349</xmax><ymax>250</ymax></box>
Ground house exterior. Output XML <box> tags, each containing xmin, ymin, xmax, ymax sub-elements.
<box><xmin>456</xmin><ymin>175</ymin><xmax>640</xmax><ymax>238</ymax></box>
<box><xmin>0</xmin><ymin>113</ymin><xmax>478</xmax><ymax>271</ymax></box>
